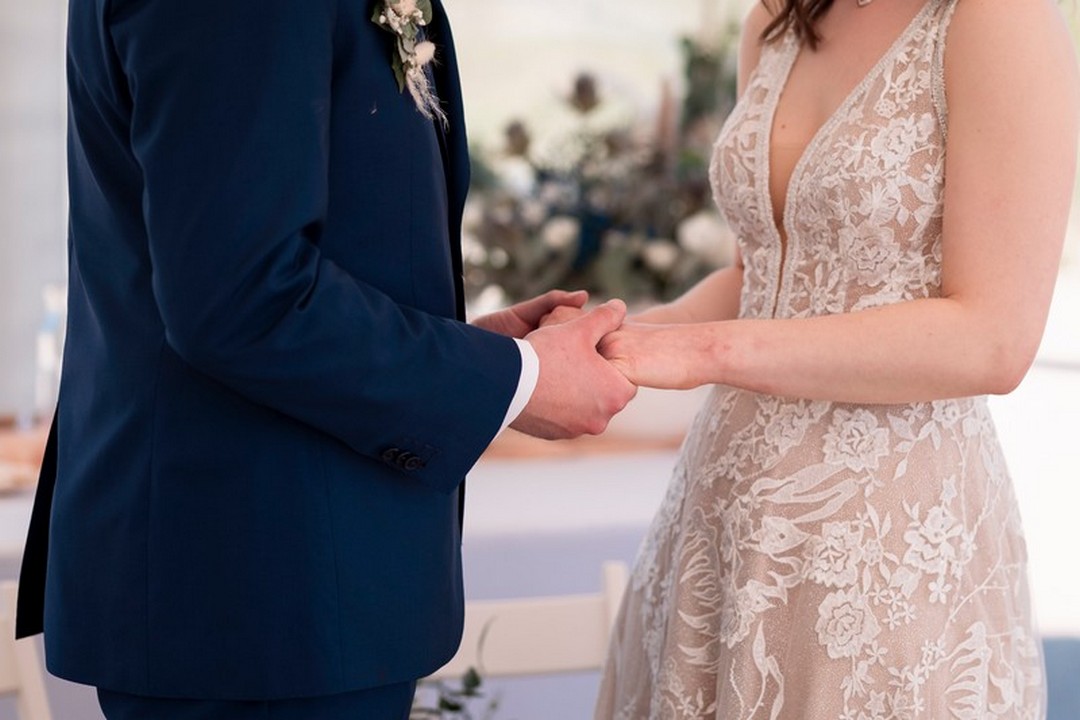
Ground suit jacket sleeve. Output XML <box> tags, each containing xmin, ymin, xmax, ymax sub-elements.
<box><xmin>107</xmin><ymin>0</ymin><xmax>520</xmax><ymax>491</ymax></box>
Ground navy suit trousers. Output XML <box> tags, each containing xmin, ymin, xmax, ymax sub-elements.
<box><xmin>97</xmin><ymin>682</ymin><xmax>417</xmax><ymax>720</ymax></box>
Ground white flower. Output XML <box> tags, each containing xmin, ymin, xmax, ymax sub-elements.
<box><xmin>413</xmin><ymin>40</ymin><xmax>436</xmax><ymax>67</ymax></box>
<box><xmin>856</xmin><ymin>182</ymin><xmax>902</xmax><ymax>227</ymax></box>
<box><xmin>467</xmin><ymin>285</ymin><xmax>506</xmax><ymax>317</ymax></box>
<box><xmin>372</xmin><ymin>0</ymin><xmax>445</xmax><ymax>124</ymax></box>
<box><xmin>840</xmin><ymin>222</ymin><xmax>899</xmax><ymax>287</ymax></box>
<box><xmin>676</xmin><ymin>210</ymin><xmax>735</xmax><ymax>267</ymax></box>
<box><xmin>874</xmin><ymin>96</ymin><xmax>899</xmax><ymax>119</ymax></box>
<box><xmin>930</xmin><ymin>400</ymin><xmax>963</xmax><ymax>428</ymax></box>
<box><xmin>822</xmin><ymin>409</ymin><xmax>891</xmax><ymax>472</ymax></box>
<box><xmin>763</xmin><ymin>400</ymin><xmax>827</xmax><ymax>454</ymax></box>
<box><xmin>928</xmin><ymin>578</ymin><xmax>952</xmax><ymax>604</ymax></box>
<box><xmin>816</xmin><ymin>588</ymin><xmax>881</xmax><ymax>659</ymax></box>
<box><xmin>868</xmin><ymin>115</ymin><xmax>934</xmax><ymax>170</ymax></box>
<box><xmin>642</xmin><ymin>240</ymin><xmax>680</xmax><ymax>273</ymax></box>
<box><xmin>902</xmin><ymin>505</ymin><xmax>960</xmax><ymax>575</ymax></box>
<box><xmin>862</xmin><ymin>537</ymin><xmax>885</xmax><ymax>567</ymax></box>
<box><xmin>493</xmin><ymin>158</ymin><xmax>538</xmax><ymax>199</ymax></box>
<box><xmin>512</xmin><ymin>201</ymin><xmax>541</xmax><ymax>229</ymax></box>
<box><xmin>805</xmin><ymin>521</ymin><xmax>864</xmax><ymax>588</ymax></box>
<box><xmin>717</xmin><ymin>500</ymin><xmax>750</xmax><ymax>563</ymax></box>
<box><xmin>803</xmin><ymin>264</ymin><xmax>847</xmax><ymax>316</ymax></box>
<box><xmin>718</xmin><ymin>590</ymin><xmax>752</xmax><ymax>647</ymax></box>
<box><xmin>459</xmin><ymin>232</ymin><xmax>486</xmax><ymax>266</ymax></box>
<box><xmin>719</xmin><ymin>580</ymin><xmax>771</xmax><ymax>648</ymax></box>
<box><xmin>540</xmin><ymin>216</ymin><xmax>580</xmax><ymax>251</ymax></box>
<box><xmin>920</xmin><ymin>639</ymin><xmax>946</xmax><ymax>667</ymax></box>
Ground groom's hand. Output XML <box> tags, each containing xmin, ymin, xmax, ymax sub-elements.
<box><xmin>538</xmin><ymin>303</ymin><xmax>587</xmax><ymax>328</ymax></box>
<box><xmin>511</xmin><ymin>299</ymin><xmax>637</xmax><ymax>440</ymax></box>
<box><xmin>472</xmin><ymin>289</ymin><xmax>589</xmax><ymax>339</ymax></box>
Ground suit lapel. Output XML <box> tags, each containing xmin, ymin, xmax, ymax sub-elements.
<box><xmin>427</xmin><ymin>0</ymin><xmax>471</xmax><ymax>321</ymax></box>
<box><xmin>425</xmin><ymin>0</ymin><xmax>472</xmax><ymax>526</ymax></box>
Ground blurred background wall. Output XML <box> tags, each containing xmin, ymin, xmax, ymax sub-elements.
<box><xmin>0</xmin><ymin>0</ymin><xmax>67</xmax><ymax>422</ymax></box>
<box><xmin>2</xmin><ymin>0</ymin><xmax>1078</xmax><ymax>419</ymax></box>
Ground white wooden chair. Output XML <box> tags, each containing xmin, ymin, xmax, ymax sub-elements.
<box><xmin>429</xmin><ymin>561</ymin><xmax>629</xmax><ymax>680</ymax></box>
<box><xmin>0</xmin><ymin>582</ymin><xmax>52</xmax><ymax>720</ymax></box>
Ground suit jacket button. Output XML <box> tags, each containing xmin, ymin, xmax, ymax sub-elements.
<box><xmin>403</xmin><ymin>456</ymin><xmax>424</xmax><ymax>472</ymax></box>
<box><xmin>381</xmin><ymin>448</ymin><xmax>401</xmax><ymax>464</ymax></box>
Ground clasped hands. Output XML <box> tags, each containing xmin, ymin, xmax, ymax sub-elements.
<box><xmin>473</xmin><ymin>289</ymin><xmax>692</xmax><ymax>440</ymax></box>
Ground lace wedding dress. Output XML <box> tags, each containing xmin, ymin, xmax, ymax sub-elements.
<box><xmin>595</xmin><ymin>2</ymin><xmax>1046</xmax><ymax>718</ymax></box>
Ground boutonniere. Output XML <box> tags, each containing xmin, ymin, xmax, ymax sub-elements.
<box><xmin>372</xmin><ymin>0</ymin><xmax>448</xmax><ymax>126</ymax></box>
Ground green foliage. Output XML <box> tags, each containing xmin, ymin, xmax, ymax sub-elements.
<box><xmin>464</xmin><ymin>31</ymin><xmax>741</xmax><ymax>307</ymax></box>
<box><xmin>410</xmin><ymin>667</ymin><xmax>500</xmax><ymax>720</ymax></box>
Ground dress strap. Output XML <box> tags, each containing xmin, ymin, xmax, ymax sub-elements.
<box><xmin>930</xmin><ymin>0</ymin><xmax>962</xmax><ymax>140</ymax></box>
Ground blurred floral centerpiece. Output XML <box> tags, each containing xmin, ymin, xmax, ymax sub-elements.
<box><xmin>463</xmin><ymin>22</ymin><xmax>741</xmax><ymax>313</ymax></box>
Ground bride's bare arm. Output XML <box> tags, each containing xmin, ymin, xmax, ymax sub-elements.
<box><xmin>632</xmin><ymin>258</ymin><xmax>744</xmax><ymax>324</ymax></box>
<box><xmin>631</xmin><ymin>4</ymin><xmax>778</xmax><ymax>327</ymax></box>
<box><xmin>602</xmin><ymin>0</ymin><xmax>1079</xmax><ymax>403</ymax></box>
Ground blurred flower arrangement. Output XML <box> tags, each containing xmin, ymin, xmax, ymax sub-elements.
<box><xmin>463</xmin><ymin>21</ymin><xmax>741</xmax><ymax>313</ymax></box>
<box><xmin>411</xmin><ymin>666</ymin><xmax>498</xmax><ymax>720</ymax></box>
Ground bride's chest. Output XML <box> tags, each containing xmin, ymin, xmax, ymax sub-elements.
<box><xmin>711</xmin><ymin>34</ymin><xmax>945</xmax><ymax>244</ymax></box>
<box><xmin>707</xmin><ymin>30</ymin><xmax>949</xmax><ymax>317</ymax></box>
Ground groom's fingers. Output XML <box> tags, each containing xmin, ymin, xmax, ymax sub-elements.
<box><xmin>571</xmin><ymin>299</ymin><xmax>627</xmax><ymax>347</ymax></box>
<box><xmin>559</xmin><ymin>289</ymin><xmax>589</xmax><ymax>308</ymax></box>
<box><xmin>539</xmin><ymin>305</ymin><xmax>586</xmax><ymax>328</ymax></box>
<box><xmin>516</xmin><ymin>289</ymin><xmax>588</xmax><ymax>327</ymax></box>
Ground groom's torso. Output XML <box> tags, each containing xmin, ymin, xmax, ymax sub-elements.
<box><xmin>47</xmin><ymin>0</ymin><xmax>478</xmax><ymax>699</ymax></box>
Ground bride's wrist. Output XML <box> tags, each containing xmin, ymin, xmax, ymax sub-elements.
<box><xmin>700</xmin><ymin>320</ymin><xmax>740</xmax><ymax>388</ymax></box>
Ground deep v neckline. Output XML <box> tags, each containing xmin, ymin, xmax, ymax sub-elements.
<box><xmin>760</xmin><ymin>0</ymin><xmax>935</xmax><ymax>316</ymax></box>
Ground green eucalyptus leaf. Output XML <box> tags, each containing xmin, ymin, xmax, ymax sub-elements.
<box><xmin>417</xmin><ymin>0</ymin><xmax>434</xmax><ymax>23</ymax></box>
<box><xmin>437</xmin><ymin>697</ymin><xmax>464</xmax><ymax>712</ymax></box>
<box><xmin>462</xmin><ymin>667</ymin><xmax>482</xmax><ymax>693</ymax></box>
<box><xmin>391</xmin><ymin>54</ymin><xmax>407</xmax><ymax>92</ymax></box>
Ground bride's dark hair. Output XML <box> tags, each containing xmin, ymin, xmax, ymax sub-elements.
<box><xmin>761</xmin><ymin>0</ymin><xmax>836</xmax><ymax>50</ymax></box>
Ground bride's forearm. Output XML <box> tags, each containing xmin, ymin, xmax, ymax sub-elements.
<box><xmin>699</xmin><ymin>299</ymin><xmax>1036</xmax><ymax>403</ymax></box>
<box><xmin>633</xmin><ymin>265</ymin><xmax>743</xmax><ymax>325</ymax></box>
<box><xmin>607</xmin><ymin>296</ymin><xmax>1042</xmax><ymax>404</ymax></box>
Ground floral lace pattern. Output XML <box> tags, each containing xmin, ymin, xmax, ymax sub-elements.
<box><xmin>595</xmin><ymin>2</ymin><xmax>1046</xmax><ymax>718</ymax></box>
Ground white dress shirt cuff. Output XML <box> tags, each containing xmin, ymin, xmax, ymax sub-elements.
<box><xmin>498</xmin><ymin>338</ymin><xmax>540</xmax><ymax>435</ymax></box>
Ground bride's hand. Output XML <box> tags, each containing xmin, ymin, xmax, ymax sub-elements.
<box><xmin>472</xmin><ymin>289</ymin><xmax>588</xmax><ymax>339</ymax></box>
<box><xmin>599</xmin><ymin>323</ymin><xmax>706</xmax><ymax>390</ymax></box>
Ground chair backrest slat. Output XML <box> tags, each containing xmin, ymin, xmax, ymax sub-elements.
<box><xmin>428</xmin><ymin>561</ymin><xmax>629</xmax><ymax>680</ymax></box>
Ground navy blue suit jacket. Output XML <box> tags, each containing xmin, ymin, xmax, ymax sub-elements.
<box><xmin>16</xmin><ymin>0</ymin><xmax>521</xmax><ymax>701</ymax></box>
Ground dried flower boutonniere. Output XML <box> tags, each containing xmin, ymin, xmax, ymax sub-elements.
<box><xmin>372</xmin><ymin>0</ymin><xmax>447</xmax><ymax>126</ymax></box>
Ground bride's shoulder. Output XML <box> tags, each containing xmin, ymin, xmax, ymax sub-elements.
<box><xmin>945</xmin><ymin>0</ymin><xmax>1076</xmax><ymax>73</ymax></box>
<box><xmin>742</xmin><ymin>0</ymin><xmax>776</xmax><ymax>37</ymax></box>
<box><xmin>736</xmin><ymin>2</ymin><xmax>779</xmax><ymax>94</ymax></box>
<box><xmin>943</xmin><ymin>0</ymin><xmax>1078</xmax><ymax>115</ymax></box>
